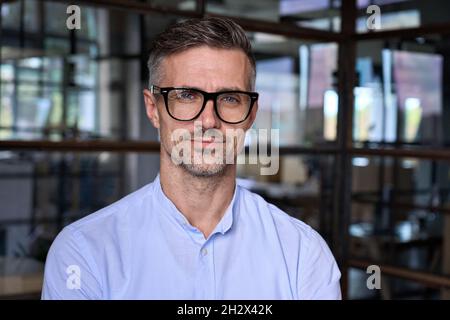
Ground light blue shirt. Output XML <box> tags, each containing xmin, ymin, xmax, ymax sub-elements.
<box><xmin>42</xmin><ymin>174</ymin><xmax>341</xmax><ymax>299</ymax></box>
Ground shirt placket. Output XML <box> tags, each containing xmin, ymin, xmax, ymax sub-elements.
<box><xmin>192</xmin><ymin>234</ymin><xmax>216</xmax><ymax>299</ymax></box>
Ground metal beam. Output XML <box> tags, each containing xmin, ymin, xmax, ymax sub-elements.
<box><xmin>351</xmin><ymin>147</ymin><xmax>450</xmax><ymax>161</ymax></box>
<box><xmin>2</xmin><ymin>140</ymin><xmax>450</xmax><ymax>160</ymax></box>
<box><xmin>352</xmin><ymin>197</ymin><xmax>450</xmax><ymax>215</ymax></box>
<box><xmin>45</xmin><ymin>0</ymin><xmax>202</xmax><ymax>18</ymax></box>
<box><xmin>334</xmin><ymin>0</ymin><xmax>357</xmax><ymax>299</ymax></box>
<box><xmin>206</xmin><ymin>13</ymin><xmax>342</xmax><ymax>42</ymax></box>
<box><xmin>354</xmin><ymin>22</ymin><xmax>450</xmax><ymax>40</ymax></box>
<box><xmin>0</xmin><ymin>140</ymin><xmax>160</xmax><ymax>152</ymax></box>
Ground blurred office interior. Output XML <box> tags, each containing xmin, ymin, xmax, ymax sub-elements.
<box><xmin>0</xmin><ymin>0</ymin><xmax>450</xmax><ymax>299</ymax></box>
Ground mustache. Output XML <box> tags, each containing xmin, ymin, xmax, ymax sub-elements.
<box><xmin>173</xmin><ymin>130</ymin><xmax>229</xmax><ymax>143</ymax></box>
<box><xmin>169</xmin><ymin>125</ymin><xmax>247</xmax><ymax>148</ymax></box>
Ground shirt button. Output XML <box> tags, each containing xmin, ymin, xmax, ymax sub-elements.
<box><xmin>201</xmin><ymin>248</ymin><xmax>208</xmax><ymax>256</ymax></box>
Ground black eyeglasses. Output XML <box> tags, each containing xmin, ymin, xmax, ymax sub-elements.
<box><xmin>150</xmin><ymin>85</ymin><xmax>259</xmax><ymax>124</ymax></box>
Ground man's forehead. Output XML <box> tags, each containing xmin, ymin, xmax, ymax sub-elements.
<box><xmin>163</xmin><ymin>47</ymin><xmax>250</xmax><ymax>75</ymax></box>
<box><xmin>160</xmin><ymin>46</ymin><xmax>250</xmax><ymax>89</ymax></box>
<box><xmin>166</xmin><ymin>46</ymin><xmax>248</xmax><ymax>61</ymax></box>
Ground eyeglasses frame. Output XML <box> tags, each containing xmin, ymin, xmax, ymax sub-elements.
<box><xmin>150</xmin><ymin>85</ymin><xmax>259</xmax><ymax>124</ymax></box>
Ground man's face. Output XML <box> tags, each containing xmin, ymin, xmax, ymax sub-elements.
<box><xmin>143</xmin><ymin>46</ymin><xmax>258</xmax><ymax>177</ymax></box>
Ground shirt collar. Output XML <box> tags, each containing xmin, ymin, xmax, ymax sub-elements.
<box><xmin>153</xmin><ymin>173</ymin><xmax>239</xmax><ymax>237</ymax></box>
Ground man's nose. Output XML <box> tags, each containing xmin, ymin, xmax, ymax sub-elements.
<box><xmin>199</xmin><ymin>98</ymin><xmax>220</xmax><ymax>129</ymax></box>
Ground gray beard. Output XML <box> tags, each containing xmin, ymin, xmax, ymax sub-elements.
<box><xmin>179</xmin><ymin>162</ymin><xmax>228</xmax><ymax>178</ymax></box>
<box><xmin>165</xmin><ymin>146</ymin><xmax>229</xmax><ymax>178</ymax></box>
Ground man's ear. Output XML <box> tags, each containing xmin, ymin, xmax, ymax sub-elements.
<box><xmin>143</xmin><ymin>89</ymin><xmax>160</xmax><ymax>129</ymax></box>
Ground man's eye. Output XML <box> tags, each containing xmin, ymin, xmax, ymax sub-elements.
<box><xmin>221</xmin><ymin>95</ymin><xmax>240</xmax><ymax>104</ymax></box>
<box><xmin>177</xmin><ymin>90</ymin><xmax>197</xmax><ymax>100</ymax></box>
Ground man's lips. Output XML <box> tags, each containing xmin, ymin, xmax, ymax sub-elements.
<box><xmin>191</xmin><ymin>139</ymin><xmax>225</xmax><ymax>146</ymax></box>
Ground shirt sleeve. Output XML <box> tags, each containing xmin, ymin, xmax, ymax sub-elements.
<box><xmin>41</xmin><ymin>226</ymin><xmax>102</xmax><ymax>300</ymax></box>
<box><xmin>297</xmin><ymin>228</ymin><xmax>342</xmax><ymax>300</ymax></box>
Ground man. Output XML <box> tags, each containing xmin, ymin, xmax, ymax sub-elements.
<box><xmin>42</xmin><ymin>17</ymin><xmax>341</xmax><ymax>299</ymax></box>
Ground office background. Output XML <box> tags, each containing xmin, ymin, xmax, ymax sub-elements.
<box><xmin>0</xmin><ymin>0</ymin><xmax>449</xmax><ymax>299</ymax></box>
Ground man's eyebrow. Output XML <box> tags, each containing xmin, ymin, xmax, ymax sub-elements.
<box><xmin>216</xmin><ymin>86</ymin><xmax>247</xmax><ymax>92</ymax></box>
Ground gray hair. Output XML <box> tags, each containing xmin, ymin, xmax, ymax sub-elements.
<box><xmin>147</xmin><ymin>17</ymin><xmax>256</xmax><ymax>90</ymax></box>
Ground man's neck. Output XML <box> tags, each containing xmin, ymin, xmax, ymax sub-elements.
<box><xmin>159</xmin><ymin>154</ymin><xmax>236</xmax><ymax>239</ymax></box>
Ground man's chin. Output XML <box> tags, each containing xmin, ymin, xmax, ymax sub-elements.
<box><xmin>180</xmin><ymin>163</ymin><xmax>227</xmax><ymax>178</ymax></box>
